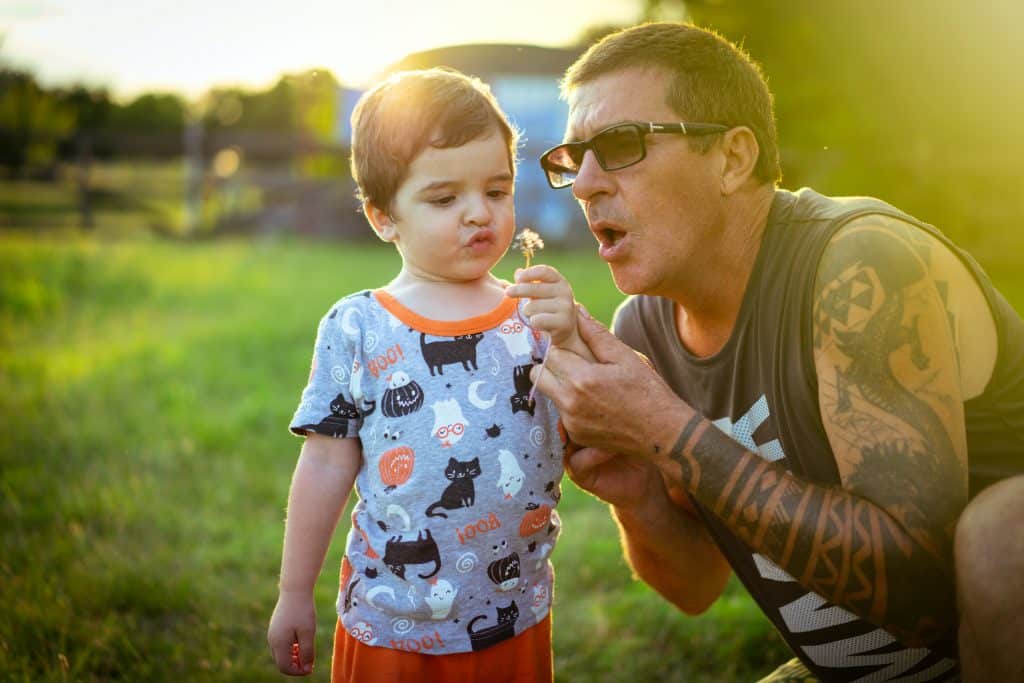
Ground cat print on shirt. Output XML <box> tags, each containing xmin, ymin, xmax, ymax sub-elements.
<box><xmin>431</xmin><ymin>399</ymin><xmax>468</xmax><ymax>448</ymax></box>
<box><xmin>420</xmin><ymin>333</ymin><xmax>484</xmax><ymax>376</ymax></box>
<box><xmin>467</xmin><ymin>601</ymin><xmax>519</xmax><ymax>651</ymax></box>
<box><xmin>425</xmin><ymin>457</ymin><xmax>481</xmax><ymax>519</ymax></box>
<box><xmin>509</xmin><ymin>364</ymin><xmax>536</xmax><ymax>416</ymax></box>
<box><xmin>299</xmin><ymin>392</ymin><xmax>360</xmax><ymax>437</ymax></box>
<box><xmin>382</xmin><ymin>530</ymin><xmax>441</xmax><ymax>580</ymax></box>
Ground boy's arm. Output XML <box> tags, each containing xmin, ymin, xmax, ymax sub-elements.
<box><xmin>507</xmin><ymin>264</ymin><xmax>596</xmax><ymax>361</ymax></box>
<box><xmin>268</xmin><ymin>433</ymin><xmax>362</xmax><ymax>676</ymax></box>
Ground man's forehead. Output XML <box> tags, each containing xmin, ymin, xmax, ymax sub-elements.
<box><xmin>564</xmin><ymin>67</ymin><xmax>675</xmax><ymax>140</ymax></box>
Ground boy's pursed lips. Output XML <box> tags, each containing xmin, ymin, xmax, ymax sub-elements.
<box><xmin>464</xmin><ymin>228</ymin><xmax>496</xmax><ymax>248</ymax></box>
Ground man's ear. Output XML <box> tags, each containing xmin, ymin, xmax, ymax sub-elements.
<box><xmin>364</xmin><ymin>201</ymin><xmax>398</xmax><ymax>242</ymax></box>
<box><xmin>719</xmin><ymin>126</ymin><xmax>760</xmax><ymax>195</ymax></box>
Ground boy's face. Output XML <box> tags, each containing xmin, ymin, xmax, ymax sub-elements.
<box><xmin>370</xmin><ymin>130</ymin><xmax>515</xmax><ymax>284</ymax></box>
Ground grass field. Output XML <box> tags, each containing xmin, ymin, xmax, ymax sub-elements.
<box><xmin>4</xmin><ymin>232</ymin><xmax>1023</xmax><ymax>682</ymax></box>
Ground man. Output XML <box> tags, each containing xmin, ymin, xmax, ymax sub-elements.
<box><xmin>510</xmin><ymin>22</ymin><xmax>1024</xmax><ymax>682</ymax></box>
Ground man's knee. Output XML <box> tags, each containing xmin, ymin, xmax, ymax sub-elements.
<box><xmin>956</xmin><ymin>476</ymin><xmax>1024</xmax><ymax>683</ymax></box>
<box><xmin>956</xmin><ymin>475</ymin><xmax>1024</xmax><ymax>582</ymax></box>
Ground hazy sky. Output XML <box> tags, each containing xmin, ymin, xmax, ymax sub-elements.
<box><xmin>0</xmin><ymin>0</ymin><xmax>642</xmax><ymax>98</ymax></box>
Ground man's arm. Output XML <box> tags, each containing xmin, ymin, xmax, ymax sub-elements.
<box><xmin>665</xmin><ymin>218</ymin><xmax>965</xmax><ymax>645</ymax></box>
<box><xmin>565</xmin><ymin>445</ymin><xmax>732</xmax><ymax>614</ymax></box>
<box><xmin>540</xmin><ymin>223</ymin><xmax>968</xmax><ymax>645</ymax></box>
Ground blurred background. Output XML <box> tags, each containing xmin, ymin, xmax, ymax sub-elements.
<box><xmin>2</xmin><ymin>1</ymin><xmax>1023</xmax><ymax>681</ymax></box>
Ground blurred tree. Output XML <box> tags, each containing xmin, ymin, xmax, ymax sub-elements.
<box><xmin>111</xmin><ymin>92</ymin><xmax>185</xmax><ymax>131</ymax></box>
<box><xmin>619</xmin><ymin>0</ymin><xmax>1024</xmax><ymax>248</ymax></box>
<box><xmin>0</xmin><ymin>68</ymin><xmax>74</xmax><ymax>177</ymax></box>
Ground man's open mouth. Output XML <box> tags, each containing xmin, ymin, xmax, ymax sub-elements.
<box><xmin>599</xmin><ymin>227</ymin><xmax>625</xmax><ymax>247</ymax></box>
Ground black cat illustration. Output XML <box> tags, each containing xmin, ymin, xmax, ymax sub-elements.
<box><xmin>425</xmin><ymin>457</ymin><xmax>481</xmax><ymax>519</ymax></box>
<box><xmin>420</xmin><ymin>333</ymin><xmax>484</xmax><ymax>376</ymax></box>
<box><xmin>509</xmin><ymin>364</ymin><xmax>536</xmax><ymax>416</ymax></box>
<box><xmin>298</xmin><ymin>392</ymin><xmax>369</xmax><ymax>437</ymax></box>
<box><xmin>382</xmin><ymin>530</ymin><xmax>441</xmax><ymax>580</ymax></box>
<box><xmin>467</xmin><ymin>601</ymin><xmax>519</xmax><ymax>651</ymax></box>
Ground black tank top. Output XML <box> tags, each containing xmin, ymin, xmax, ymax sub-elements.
<box><xmin>613</xmin><ymin>188</ymin><xmax>1024</xmax><ymax>682</ymax></box>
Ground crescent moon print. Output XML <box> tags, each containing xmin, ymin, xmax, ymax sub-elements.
<box><xmin>468</xmin><ymin>381</ymin><xmax>498</xmax><ymax>410</ymax></box>
<box><xmin>341</xmin><ymin>307</ymin><xmax>361</xmax><ymax>336</ymax></box>
<box><xmin>365</xmin><ymin>585</ymin><xmax>396</xmax><ymax>609</ymax></box>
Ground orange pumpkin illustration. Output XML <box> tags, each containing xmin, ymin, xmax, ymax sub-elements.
<box><xmin>518</xmin><ymin>503</ymin><xmax>552</xmax><ymax>537</ymax></box>
<box><xmin>379</xmin><ymin>445</ymin><xmax>415</xmax><ymax>491</ymax></box>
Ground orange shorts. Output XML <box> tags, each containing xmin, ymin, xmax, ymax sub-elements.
<box><xmin>331</xmin><ymin>615</ymin><xmax>553</xmax><ymax>683</ymax></box>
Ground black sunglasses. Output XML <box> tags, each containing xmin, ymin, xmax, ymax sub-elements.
<box><xmin>539</xmin><ymin>121</ymin><xmax>730</xmax><ymax>189</ymax></box>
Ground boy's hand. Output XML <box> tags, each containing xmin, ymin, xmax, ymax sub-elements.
<box><xmin>508</xmin><ymin>265</ymin><xmax>591</xmax><ymax>359</ymax></box>
<box><xmin>268</xmin><ymin>590</ymin><xmax>316</xmax><ymax>676</ymax></box>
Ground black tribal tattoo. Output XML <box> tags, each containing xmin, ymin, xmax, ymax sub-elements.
<box><xmin>667</xmin><ymin>220</ymin><xmax>965</xmax><ymax>647</ymax></box>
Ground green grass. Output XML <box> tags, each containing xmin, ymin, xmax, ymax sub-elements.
<box><xmin>0</xmin><ymin>234</ymin><xmax>800</xmax><ymax>681</ymax></box>
<box><xmin>10</xmin><ymin>231</ymin><xmax>1023</xmax><ymax>682</ymax></box>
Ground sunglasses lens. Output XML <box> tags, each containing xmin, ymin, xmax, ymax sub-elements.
<box><xmin>593</xmin><ymin>125</ymin><xmax>644</xmax><ymax>170</ymax></box>
<box><xmin>541</xmin><ymin>145</ymin><xmax>581</xmax><ymax>188</ymax></box>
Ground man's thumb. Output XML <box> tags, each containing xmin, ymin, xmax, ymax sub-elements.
<box><xmin>577</xmin><ymin>312</ymin><xmax>626</xmax><ymax>362</ymax></box>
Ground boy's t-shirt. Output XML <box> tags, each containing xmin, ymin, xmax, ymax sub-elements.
<box><xmin>290</xmin><ymin>289</ymin><xmax>565</xmax><ymax>655</ymax></box>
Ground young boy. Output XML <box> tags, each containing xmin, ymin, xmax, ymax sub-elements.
<box><xmin>267</xmin><ymin>68</ymin><xmax>590</xmax><ymax>682</ymax></box>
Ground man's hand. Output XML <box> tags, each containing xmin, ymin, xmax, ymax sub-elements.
<box><xmin>566</xmin><ymin>446</ymin><xmax>665</xmax><ymax>509</ymax></box>
<box><xmin>532</xmin><ymin>310</ymin><xmax>686</xmax><ymax>460</ymax></box>
<box><xmin>267</xmin><ymin>590</ymin><xmax>316</xmax><ymax>676</ymax></box>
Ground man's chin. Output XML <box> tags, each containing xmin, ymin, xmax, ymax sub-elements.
<box><xmin>608</xmin><ymin>265</ymin><xmax>643</xmax><ymax>296</ymax></box>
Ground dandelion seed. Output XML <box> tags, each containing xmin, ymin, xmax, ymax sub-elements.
<box><xmin>513</xmin><ymin>228</ymin><xmax>544</xmax><ymax>269</ymax></box>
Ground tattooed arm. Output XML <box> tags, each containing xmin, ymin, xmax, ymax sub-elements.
<box><xmin>662</xmin><ymin>218</ymin><xmax>967</xmax><ymax>645</ymax></box>
<box><xmin>539</xmin><ymin>220</ymin><xmax>972</xmax><ymax>644</ymax></box>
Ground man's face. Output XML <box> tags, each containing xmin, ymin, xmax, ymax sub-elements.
<box><xmin>565</xmin><ymin>66</ymin><xmax>726</xmax><ymax>297</ymax></box>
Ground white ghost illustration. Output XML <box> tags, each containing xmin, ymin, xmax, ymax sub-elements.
<box><xmin>431</xmin><ymin>398</ymin><xmax>468</xmax><ymax>448</ymax></box>
<box><xmin>496</xmin><ymin>449</ymin><xmax>525</xmax><ymax>499</ymax></box>
<box><xmin>424</xmin><ymin>579</ymin><xmax>458</xmax><ymax>620</ymax></box>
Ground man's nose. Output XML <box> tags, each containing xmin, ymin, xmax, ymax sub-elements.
<box><xmin>572</xmin><ymin>149</ymin><xmax>613</xmax><ymax>202</ymax></box>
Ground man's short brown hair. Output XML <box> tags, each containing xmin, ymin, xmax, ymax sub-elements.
<box><xmin>563</xmin><ymin>22</ymin><xmax>781</xmax><ymax>185</ymax></box>
<box><xmin>350</xmin><ymin>68</ymin><xmax>519</xmax><ymax>213</ymax></box>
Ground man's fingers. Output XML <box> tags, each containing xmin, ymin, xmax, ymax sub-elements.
<box><xmin>576</xmin><ymin>313</ymin><xmax>630</xmax><ymax>363</ymax></box>
<box><xmin>566</xmin><ymin>446</ymin><xmax>619</xmax><ymax>477</ymax></box>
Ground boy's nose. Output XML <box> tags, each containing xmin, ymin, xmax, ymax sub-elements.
<box><xmin>464</xmin><ymin>196</ymin><xmax>491</xmax><ymax>225</ymax></box>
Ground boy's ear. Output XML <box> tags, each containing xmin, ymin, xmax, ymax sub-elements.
<box><xmin>364</xmin><ymin>201</ymin><xmax>398</xmax><ymax>243</ymax></box>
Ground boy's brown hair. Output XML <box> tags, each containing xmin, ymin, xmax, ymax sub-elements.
<box><xmin>563</xmin><ymin>22</ymin><xmax>781</xmax><ymax>185</ymax></box>
<box><xmin>350</xmin><ymin>67</ymin><xmax>519</xmax><ymax>214</ymax></box>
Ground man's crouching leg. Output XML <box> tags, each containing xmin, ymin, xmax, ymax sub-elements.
<box><xmin>955</xmin><ymin>475</ymin><xmax>1024</xmax><ymax>683</ymax></box>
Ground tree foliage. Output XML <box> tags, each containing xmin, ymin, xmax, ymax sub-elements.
<box><xmin>633</xmin><ymin>0</ymin><xmax>1024</xmax><ymax>247</ymax></box>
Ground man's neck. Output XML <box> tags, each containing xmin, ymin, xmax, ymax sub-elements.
<box><xmin>672</xmin><ymin>186</ymin><xmax>775</xmax><ymax>358</ymax></box>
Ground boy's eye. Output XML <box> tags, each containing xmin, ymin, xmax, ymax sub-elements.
<box><xmin>431</xmin><ymin>196</ymin><xmax>456</xmax><ymax>206</ymax></box>
<box><xmin>487</xmin><ymin>189</ymin><xmax>510</xmax><ymax>199</ymax></box>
